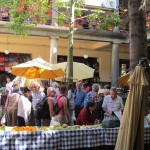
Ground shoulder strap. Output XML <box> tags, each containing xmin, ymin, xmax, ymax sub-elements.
<box><xmin>57</xmin><ymin>95</ymin><xmax>67</xmax><ymax>101</ymax></box>
<box><xmin>57</xmin><ymin>95</ymin><xmax>68</xmax><ymax>108</ymax></box>
<box><xmin>42</xmin><ymin>96</ymin><xmax>48</xmax><ymax>103</ymax></box>
<box><xmin>74</xmin><ymin>89</ymin><xmax>77</xmax><ymax>99</ymax></box>
<box><xmin>6</xmin><ymin>95</ymin><xmax>10</xmax><ymax>110</ymax></box>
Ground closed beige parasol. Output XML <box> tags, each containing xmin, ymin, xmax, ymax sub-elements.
<box><xmin>115</xmin><ymin>66</ymin><xmax>149</xmax><ymax>150</ymax></box>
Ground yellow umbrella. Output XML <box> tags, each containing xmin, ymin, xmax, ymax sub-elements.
<box><xmin>117</xmin><ymin>72</ymin><xmax>130</xmax><ymax>86</ymax></box>
<box><xmin>115</xmin><ymin>66</ymin><xmax>149</xmax><ymax>150</ymax></box>
<box><xmin>54</xmin><ymin>62</ymin><xmax>95</xmax><ymax>82</ymax></box>
<box><xmin>10</xmin><ymin>57</ymin><xmax>65</xmax><ymax>79</ymax></box>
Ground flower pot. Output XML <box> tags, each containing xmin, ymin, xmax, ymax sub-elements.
<box><xmin>113</xmin><ymin>26</ymin><xmax>120</xmax><ymax>33</ymax></box>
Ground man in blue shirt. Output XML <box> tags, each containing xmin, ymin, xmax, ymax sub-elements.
<box><xmin>74</xmin><ymin>82</ymin><xmax>86</xmax><ymax>120</ymax></box>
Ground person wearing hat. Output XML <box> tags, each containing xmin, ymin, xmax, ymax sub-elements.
<box><xmin>76</xmin><ymin>99</ymin><xmax>96</xmax><ymax>125</ymax></box>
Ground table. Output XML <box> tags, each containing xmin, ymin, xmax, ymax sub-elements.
<box><xmin>0</xmin><ymin>126</ymin><xmax>150</xmax><ymax>150</ymax></box>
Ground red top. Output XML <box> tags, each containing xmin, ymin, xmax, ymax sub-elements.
<box><xmin>76</xmin><ymin>107</ymin><xmax>96</xmax><ymax>125</ymax></box>
<box><xmin>57</xmin><ymin>94</ymin><xmax>65</xmax><ymax>115</ymax></box>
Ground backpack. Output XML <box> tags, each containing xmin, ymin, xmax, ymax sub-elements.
<box><xmin>54</xmin><ymin>95</ymin><xmax>68</xmax><ymax>115</ymax></box>
<box><xmin>34</xmin><ymin>96</ymin><xmax>50</xmax><ymax>119</ymax></box>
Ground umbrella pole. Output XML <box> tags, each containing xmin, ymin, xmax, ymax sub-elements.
<box><xmin>49</xmin><ymin>79</ymin><xmax>52</xmax><ymax>86</ymax></box>
<box><xmin>17</xmin><ymin>77</ymin><xmax>22</xmax><ymax>92</ymax></box>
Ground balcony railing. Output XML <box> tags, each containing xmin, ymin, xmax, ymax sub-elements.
<box><xmin>0</xmin><ymin>8</ymin><xmax>128</xmax><ymax>32</ymax></box>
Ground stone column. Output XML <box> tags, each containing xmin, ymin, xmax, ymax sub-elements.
<box><xmin>111</xmin><ymin>42</ymin><xmax>119</xmax><ymax>86</ymax></box>
<box><xmin>49</xmin><ymin>0</ymin><xmax>58</xmax><ymax>64</ymax></box>
<box><xmin>50</xmin><ymin>36</ymin><xmax>58</xmax><ymax>64</ymax></box>
<box><xmin>111</xmin><ymin>0</ymin><xmax>120</xmax><ymax>87</ymax></box>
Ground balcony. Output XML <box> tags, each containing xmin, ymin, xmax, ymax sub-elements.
<box><xmin>0</xmin><ymin>7</ymin><xmax>128</xmax><ymax>33</ymax></box>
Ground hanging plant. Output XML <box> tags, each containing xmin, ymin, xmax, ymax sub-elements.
<box><xmin>0</xmin><ymin>0</ymin><xmax>122</xmax><ymax>34</ymax></box>
<box><xmin>107</xmin><ymin>12</ymin><xmax>121</xmax><ymax>28</ymax></box>
<box><xmin>88</xmin><ymin>10</ymin><xmax>121</xmax><ymax>31</ymax></box>
<box><xmin>0</xmin><ymin>0</ymin><xmax>49</xmax><ymax>35</ymax></box>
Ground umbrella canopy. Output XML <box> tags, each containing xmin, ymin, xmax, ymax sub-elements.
<box><xmin>12</xmin><ymin>76</ymin><xmax>44</xmax><ymax>88</ymax></box>
<box><xmin>115</xmin><ymin>66</ymin><xmax>149</xmax><ymax>150</ymax></box>
<box><xmin>54</xmin><ymin>62</ymin><xmax>95</xmax><ymax>81</ymax></box>
<box><xmin>10</xmin><ymin>57</ymin><xmax>65</xmax><ymax>79</ymax></box>
<box><xmin>116</xmin><ymin>72</ymin><xmax>130</xmax><ymax>86</ymax></box>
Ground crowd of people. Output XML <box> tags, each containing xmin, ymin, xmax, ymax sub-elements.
<box><xmin>0</xmin><ymin>77</ymin><xmax>124</xmax><ymax>127</ymax></box>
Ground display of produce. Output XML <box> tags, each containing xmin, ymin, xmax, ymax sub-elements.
<box><xmin>38</xmin><ymin>124</ymin><xmax>102</xmax><ymax>131</ymax></box>
<box><xmin>0</xmin><ymin>125</ymin><xmax>6</xmax><ymax>131</ymax></box>
<box><xmin>0</xmin><ymin>124</ymin><xmax>102</xmax><ymax>132</ymax></box>
<box><xmin>11</xmin><ymin>126</ymin><xmax>36</xmax><ymax>132</ymax></box>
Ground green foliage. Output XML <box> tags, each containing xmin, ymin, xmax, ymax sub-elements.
<box><xmin>87</xmin><ymin>9</ymin><xmax>121</xmax><ymax>30</ymax></box>
<box><xmin>6</xmin><ymin>9</ymin><xmax>31</xmax><ymax>35</ymax></box>
<box><xmin>55</xmin><ymin>0</ymin><xmax>121</xmax><ymax>30</ymax></box>
<box><xmin>55</xmin><ymin>0</ymin><xmax>85</xmax><ymax>24</ymax></box>
<box><xmin>0</xmin><ymin>0</ymin><xmax>49</xmax><ymax>35</ymax></box>
<box><xmin>98</xmin><ymin>12</ymin><xmax>121</xmax><ymax>31</ymax></box>
<box><xmin>0</xmin><ymin>0</ymin><xmax>121</xmax><ymax>34</ymax></box>
<box><xmin>107</xmin><ymin>12</ymin><xmax>121</xmax><ymax>27</ymax></box>
<box><xmin>56</xmin><ymin>14</ymin><xmax>67</xmax><ymax>26</ymax></box>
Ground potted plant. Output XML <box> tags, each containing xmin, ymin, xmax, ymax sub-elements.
<box><xmin>96</xmin><ymin>12</ymin><xmax>121</xmax><ymax>31</ymax></box>
<box><xmin>107</xmin><ymin>12</ymin><xmax>121</xmax><ymax>31</ymax></box>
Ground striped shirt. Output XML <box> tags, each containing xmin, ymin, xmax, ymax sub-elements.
<box><xmin>102</xmin><ymin>95</ymin><xmax>124</xmax><ymax>112</ymax></box>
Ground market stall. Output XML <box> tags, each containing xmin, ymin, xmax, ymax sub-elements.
<box><xmin>0</xmin><ymin>126</ymin><xmax>150</xmax><ymax>150</ymax></box>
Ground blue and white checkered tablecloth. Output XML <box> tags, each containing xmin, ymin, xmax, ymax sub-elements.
<box><xmin>0</xmin><ymin>126</ymin><xmax>150</xmax><ymax>150</ymax></box>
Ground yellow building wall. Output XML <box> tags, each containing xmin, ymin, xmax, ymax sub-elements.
<box><xmin>0</xmin><ymin>34</ymin><xmax>129</xmax><ymax>83</ymax></box>
<box><xmin>59</xmin><ymin>49</ymin><xmax>112</xmax><ymax>82</ymax></box>
<box><xmin>0</xmin><ymin>34</ymin><xmax>50</xmax><ymax>61</ymax></box>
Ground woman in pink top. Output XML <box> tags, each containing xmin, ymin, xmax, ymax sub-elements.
<box><xmin>55</xmin><ymin>85</ymin><xmax>71</xmax><ymax>125</ymax></box>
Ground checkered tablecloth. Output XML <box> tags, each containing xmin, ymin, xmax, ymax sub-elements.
<box><xmin>0</xmin><ymin>126</ymin><xmax>150</xmax><ymax>150</ymax></box>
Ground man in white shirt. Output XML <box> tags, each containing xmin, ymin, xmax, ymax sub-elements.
<box><xmin>17</xmin><ymin>87</ymin><xmax>31</xmax><ymax>126</ymax></box>
<box><xmin>32</xmin><ymin>82</ymin><xmax>45</xmax><ymax>126</ymax></box>
<box><xmin>102</xmin><ymin>87</ymin><xmax>124</xmax><ymax>116</ymax></box>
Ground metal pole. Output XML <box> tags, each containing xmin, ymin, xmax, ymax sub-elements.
<box><xmin>68</xmin><ymin>0</ymin><xmax>75</xmax><ymax>84</ymax></box>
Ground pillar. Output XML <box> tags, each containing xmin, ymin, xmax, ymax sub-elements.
<box><xmin>111</xmin><ymin>42</ymin><xmax>119</xmax><ymax>86</ymax></box>
<box><xmin>49</xmin><ymin>0</ymin><xmax>58</xmax><ymax>64</ymax></box>
<box><xmin>50</xmin><ymin>36</ymin><xmax>58</xmax><ymax>64</ymax></box>
<box><xmin>111</xmin><ymin>0</ymin><xmax>120</xmax><ymax>86</ymax></box>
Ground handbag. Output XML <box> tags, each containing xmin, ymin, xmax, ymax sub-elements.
<box><xmin>0</xmin><ymin>62</ymin><xmax>4</xmax><ymax>66</ymax></box>
<box><xmin>9</xmin><ymin>54</ymin><xmax>16</xmax><ymax>62</ymax></box>
<box><xmin>4</xmin><ymin>56</ymin><xmax>9</xmax><ymax>62</ymax></box>
<box><xmin>18</xmin><ymin>55</ymin><xmax>24</xmax><ymax>63</ymax></box>
<box><xmin>0</xmin><ymin>66</ymin><xmax>5</xmax><ymax>71</ymax></box>
<box><xmin>1</xmin><ymin>114</ymin><xmax>6</xmax><ymax>125</ymax></box>
<box><xmin>4</xmin><ymin>62</ymin><xmax>10</xmax><ymax>67</ymax></box>
<box><xmin>0</xmin><ymin>55</ymin><xmax>4</xmax><ymax>63</ymax></box>
<box><xmin>5</xmin><ymin>67</ymin><xmax>11</xmax><ymax>72</ymax></box>
<box><xmin>102</xmin><ymin>113</ymin><xmax>120</xmax><ymax>128</ymax></box>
